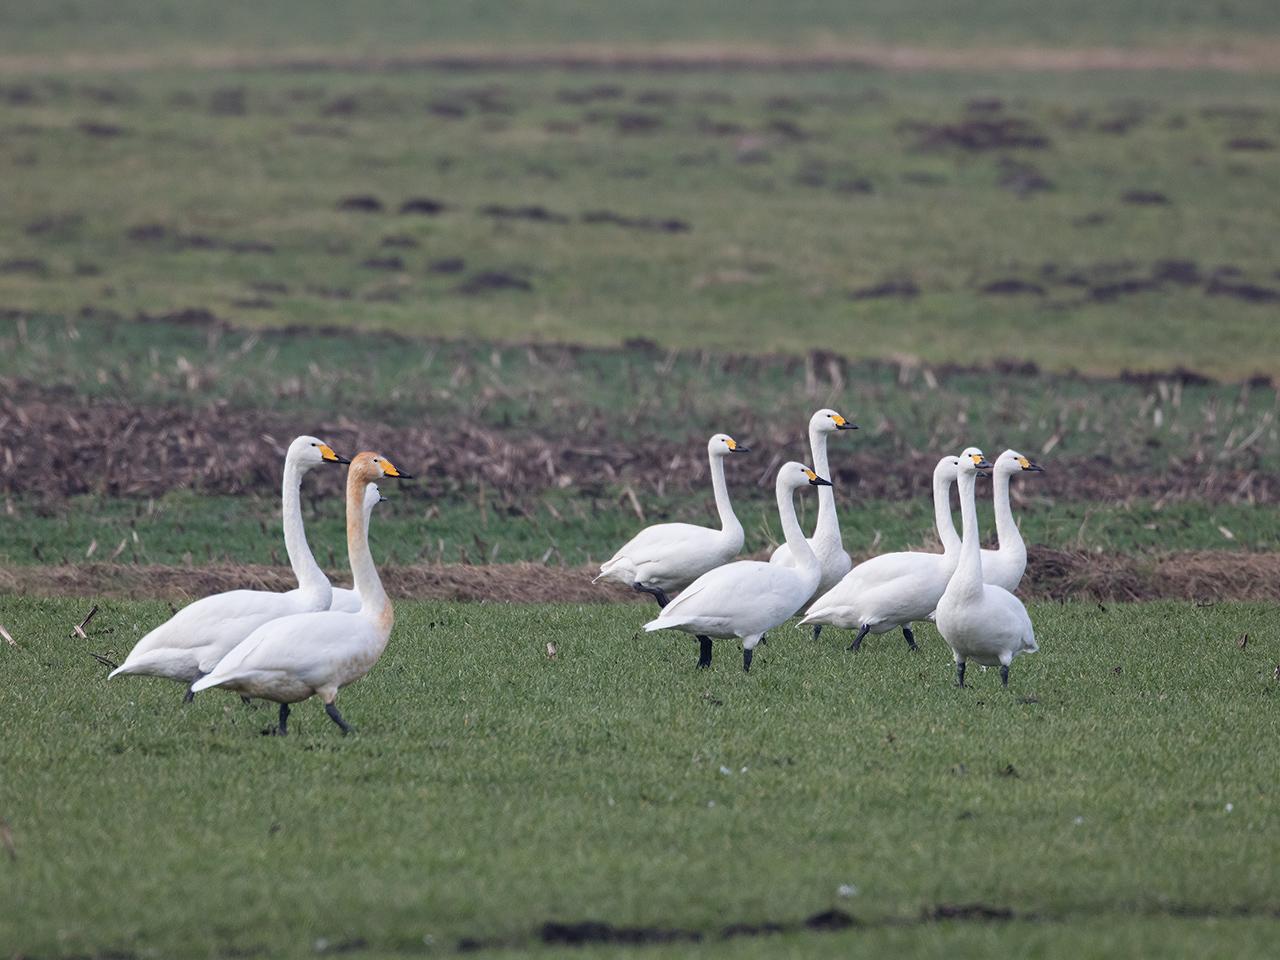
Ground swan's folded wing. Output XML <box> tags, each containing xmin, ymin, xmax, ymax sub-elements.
<box><xmin>197</xmin><ymin>611</ymin><xmax>366</xmax><ymax>688</ymax></box>
<box><xmin>609</xmin><ymin>522</ymin><xmax>721</xmax><ymax>565</ymax></box>
<box><xmin>648</xmin><ymin>561</ymin><xmax>805</xmax><ymax>633</ymax></box>
<box><xmin>988</xmin><ymin>587</ymin><xmax>1037</xmax><ymax>651</ymax></box>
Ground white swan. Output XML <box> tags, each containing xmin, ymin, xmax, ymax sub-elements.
<box><xmin>191</xmin><ymin>452</ymin><xmax>411</xmax><ymax>734</ymax></box>
<box><xmin>769</xmin><ymin>408</ymin><xmax>857</xmax><ymax>605</ymax></box>
<box><xmin>643</xmin><ymin>461</ymin><xmax>829</xmax><ymax>671</ymax></box>
<box><xmin>800</xmin><ymin>451</ymin><xmax>984</xmax><ymax>652</ymax></box>
<box><xmin>594</xmin><ymin>433</ymin><xmax>748</xmax><ymax>606</ymax></box>
<box><xmin>935</xmin><ymin>452</ymin><xmax>1038</xmax><ymax>687</ymax></box>
<box><xmin>330</xmin><ymin>483</ymin><xmax>386</xmax><ymax>613</ymax></box>
<box><xmin>980</xmin><ymin>449</ymin><xmax>1044</xmax><ymax>593</ymax></box>
<box><xmin>109</xmin><ymin>436</ymin><xmax>349</xmax><ymax>699</ymax></box>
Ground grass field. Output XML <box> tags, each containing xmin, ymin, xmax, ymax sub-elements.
<box><xmin>3</xmin><ymin>2</ymin><xmax>1280</xmax><ymax>956</ymax></box>
<box><xmin>3</xmin><ymin>597</ymin><xmax>1279</xmax><ymax>959</ymax></box>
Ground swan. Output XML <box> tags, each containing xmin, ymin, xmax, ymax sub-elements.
<box><xmin>769</xmin><ymin>409</ymin><xmax>857</xmax><ymax>616</ymax></box>
<box><xmin>935</xmin><ymin>452</ymin><xmax>1038</xmax><ymax>687</ymax></box>
<box><xmin>643</xmin><ymin>461</ymin><xmax>829</xmax><ymax>671</ymax></box>
<box><xmin>979</xmin><ymin>449</ymin><xmax>1044</xmax><ymax>593</ymax></box>
<box><xmin>800</xmin><ymin>450</ymin><xmax>985</xmax><ymax>652</ymax></box>
<box><xmin>594</xmin><ymin>433</ymin><xmax>748</xmax><ymax>606</ymax></box>
<box><xmin>190</xmin><ymin>452</ymin><xmax>411</xmax><ymax>734</ymax></box>
<box><xmin>109</xmin><ymin>436</ymin><xmax>349</xmax><ymax>699</ymax></box>
<box><xmin>330</xmin><ymin>483</ymin><xmax>386</xmax><ymax>613</ymax></box>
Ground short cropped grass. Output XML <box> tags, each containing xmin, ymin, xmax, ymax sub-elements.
<box><xmin>2</xmin><ymin>597</ymin><xmax>1278</xmax><ymax>958</ymax></box>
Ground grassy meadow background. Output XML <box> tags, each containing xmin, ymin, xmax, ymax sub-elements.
<box><xmin>2</xmin><ymin>2</ymin><xmax>1280</xmax><ymax>957</ymax></box>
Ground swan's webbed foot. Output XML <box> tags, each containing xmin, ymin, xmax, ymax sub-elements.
<box><xmin>812</xmin><ymin>624</ymin><xmax>823</xmax><ymax>642</ymax></box>
<box><xmin>632</xmin><ymin>582</ymin><xmax>670</xmax><ymax>608</ymax></box>
<box><xmin>1000</xmin><ymin>665</ymin><xmax>1009</xmax><ymax>688</ymax></box>
<box><xmin>903</xmin><ymin>626</ymin><xmax>918</xmax><ymax>651</ymax></box>
<box><xmin>743</xmin><ymin>647</ymin><xmax>754</xmax><ymax>672</ymax></box>
<box><xmin>848</xmin><ymin>624</ymin><xmax>869</xmax><ymax>653</ymax></box>
<box><xmin>325</xmin><ymin>702</ymin><xmax>354</xmax><ymax>735</ymax></box>
<box><xmin>956</xmin><ymin>661</ymin><xmax>967</xmax><ymax>688</ymax></box>
<box><xmin>696</xmin><ymin>636</ymin><xmax>713</xmax><ymax>669</ymax></box>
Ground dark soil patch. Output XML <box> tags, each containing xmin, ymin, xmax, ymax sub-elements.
<box><xmin>1119</xmin><ymin>366</ymin><xmax>1212</xmax><ymax>387</ymax></box>
<box><xmin>1072</xmin><ymin>212</ymin><xmax>1109</xmax><ymax>227</ymax></box>
<box><xmin>76</xmin><ymin>120</ymin><xmax>127</xmax><ymax>138</ymax></box>
<box><xmin>997</xmin><ymin>158</ymin><xmax>1053</xmax><ymax>196</ymax></box>
<box><xmin>1152</xmin><ymin>259</ymin><xmax>1202</xmax><ymax>284</ymax></box>
<box><xmin>928</xmin><ymin>903</ymin><xmax>1015</xmax><ymax>922</ymax></box>
<box><xmin>1226</xmin><ymin>137</ymin><xmax>1274</xmax><ymax>151</ymax></box>
<box><xmin>0</xmin><ymin>258</ymin><xmax>49</xmax><ymax>276</ymax></box>
<box><xmin>427</xmin><ymin>257</ymin><xmax>467</xmax><ymax>274</ymax></box>
<box><xmin>1121</xmin><ymin>189</ymin><xmax>1171</xmax><ymax>206</ymax></box>
<box><xmin>25</xmin><ymin>212</ymin><xmax>84</xmax><ymax>237</ymax></box>
<box><xmin>580</xmin><ymin>210</ymin><xmax>690</xmax><ymax>232</ymax></box>
<box><xmin>540</xmin><ymin>920</ymin><xmax>701</xmax><ymax>947</ymax></box>
<box><xmin>398</xmin><ymin>197</ymin><xmax>447</xmax><ymax>215</ymax></box>
<box><xmin>1087</xmin><ymin>277</ymin><xmax>1160</xmax><ymax>302</ymax></box>
<box><xmin>849</xmin><ymin>280</ymin><xmax>920</xmax><ymax>300</ymax></box>
<box><xmin>980</xmin><ymin>279</ymin><xmax>1045</xmax><ymax>296</ymax></box>
<box><xmin>1205</xmin><ymin>277</ymin><xmax>1280</xmax><ymax>303</ymax></box>
<box><xmin>360</xmin><ymin>256</ymin><xmax>404</xmax><ymax>271</ymax></box>
<box><xmin>380</xmin><ymin>234</ymin><xmax>419</xmax><ymax>249</ymax></box>
<box><xmin>907</xmin><ymin>117</ymin><xmax>1050</xmax><ymax>151</ymax></box>
<box><xmin>124</xmin><ymin>223</ymin><xmax>274</xmax><ymax>254</ymax></box>
<box><xmin>336</xmin><ymin>195</ymin><xmax>384</xmax><ymax>213</ymax></box>
<box><xmin>804</xmin><ymin>909</ymin><xmax>856</xmax><ymax>931</ymax></box>
<box><xmin>479</xmin><ymin>204</ymin><xmax>569</xmax><ymax>224</ymax></box>
<box><xmin>454</xmin><ymin>271</ymin><xmax>532</xmax><ymax>294</ymax></box>
<box><xmin>557</xmin><ymin>84</ymin><xmax>625</xmax><ymax>104</ymax></box>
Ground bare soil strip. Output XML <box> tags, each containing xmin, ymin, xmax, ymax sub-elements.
<box><xmin>2</xmin><ymin>41</ymin><xmax>1279</xmax><ymax>77</ymax></box>
<box><xmin>3</xmin><ymin>391</ymin><xmax>1273</xmax><ymax>504</ymax></box>
<box><xmin>6</xmin><ymin>548</ymin><xmax>1279</xmax><ymax>604</ymax></box>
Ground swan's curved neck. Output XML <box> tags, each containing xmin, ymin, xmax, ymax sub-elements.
<box><xmin>778</xmin><ymin>481</ymin><xmax>819</xmax><ymax>574</ymax></box>
<box><xmin>992</xmin><ymin>469</ymin><xmax>1025</xmax><ymax>561</ymax></box>
<box><xmin>952</xmin><ymin>471</ymin><xmax>985</xmax><ymax>598</ymax></box>
<box><xmin>708</xmin><ymin>451</ymin><xmax>741</xmax><ymax>538</ymax></box>
<box><xmin>281</xmin><ymin>460</ymin><xmax>330</xmax><ymax>605</ymax></box>
<box><xmin>808</xmin><ymin>424</ymin><xmax>839</xmax><ymax>540</ymax></box>
<box><xmin>347</xmin><ymin>476</ymin><xmax>392</xmax><ymax>631</ymax></box>
<box><xmin>934</xmin><ymin>469</ymin><xmax>960</xmax><ymax>554</ymax></box>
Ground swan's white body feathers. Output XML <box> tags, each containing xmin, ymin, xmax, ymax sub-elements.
<box><xmin>801</xmin><ymin>551</ymin><xmax>952</xmax><ymax>635</ymax></box>
<box><xmin>595</xmin><ymin>522</ymin><xmax>742</xmax><ymax>594</ymax></box>
<box><xmin>935</xmin><ymin>583</ymin><xmax>1037</xmax><ymax>667</ymax></box>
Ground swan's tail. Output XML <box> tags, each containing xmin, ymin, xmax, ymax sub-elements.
<box><xmin>189</xmin><ymin>672</ymin><xmax>223</xmax><ymax>693</ymax></box>
<box><xmin>592</xmin><ymin>556</ymin><xmax>630</xmax><ymax>585</ymax></box>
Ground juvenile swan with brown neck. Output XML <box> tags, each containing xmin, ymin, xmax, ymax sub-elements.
<box><xmin>191</xmin><ymin>452</ymin><xmax>411</xmax><ymax>734</ymax></box>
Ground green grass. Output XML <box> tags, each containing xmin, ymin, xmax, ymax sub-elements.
<box><xmin>1</xmin><ymin>491</ymin><xmax>1275</xmax><ymax>569</ymax></box>
<box><xmin>3</xmin><ymin>67</ymin><xmax>1280</xmax><ymax>378</ymax></box>
<box><xmin>2</xmin><ymin>597</ymin><xmax>1278</xmax><ymax>958</ymax></box>
<box><xmin>2</xmin><ymin>0</ymin><xmax>1278</xmax><ymax>56</ymax></box>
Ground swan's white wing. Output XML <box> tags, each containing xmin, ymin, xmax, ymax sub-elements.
<box><xmin>645</xmin><ymin>560</ymin><xmax>810</xmax><ymax>638</ymax></box>
<box><xmin>111</xmin><ymin>589</ymin><xmax>306</xmax><ymax>679</ymax></box>
<box><xmin>987</xmin><ymin>586</ymin><xmax>1037</xmax><ymax>652</ymax></box>
<box><xmin>604</xmin><ymin>522</ymin><xmax>722</xmax><ymax>565</ymax></box>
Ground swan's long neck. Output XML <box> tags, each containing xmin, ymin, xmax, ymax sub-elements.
<box><xmin>992</xmin><ymin>469</ymin><xmax>1025</xmax><ymax>563</ymax></box>
<box><xmin>951</xmin><ymin>471</ymin><xmax>985</xmax><ymax>599</ymax></box>
<box><xmin>778</xmin><ymin>481</ymin><xmax>820</xmax><ymax>577</ymax></box>
<box><xmin>809</xmin><ymin>424</ymin><xmax>838</xmax><ymax>541</ymax></box>
<box><xmin>934</xmin><ymin>468</ymin><xmax>960</xmax><ymax>554</ymax></box>
<box><xmin>347</xmin><ymin>476</ymin><xmax>392</xmax><ymax>632</ymax></box>
<box><xmin>708</xmin><ymin>451</ymin><xmax>741</xmax><ymax>539</ymax></box>
<box><xmin>281</xmin><ymin>460</ymin><xmax>330</xmax><ymax>605</ymax></box>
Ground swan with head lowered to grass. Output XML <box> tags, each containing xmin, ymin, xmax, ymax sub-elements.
<box><xmin>643</xmin><ymin>461</ymin><xmax>830</xmax><ymax>671</ymax></box>
<box><xmin>800</xmin><ymin>450</ymin><xmax>986</xmax><ymax>653</ymax></box>
<box><xmin>769</xmin><ymin>409</ymin><xmax>858</xmax><ymax>616</ymax></box>
<box><xmin>935</xmin><ymin>451</ymin><xmax>1038</xmax><ymax>688</ymax></box>
<box><xmin>330</xmin><ymin>483</ymin><xmax>387</xmax><ymax>613</ymax></box>
<box><xmin>191</xmin><ymin>452</ymin><xmax>411</xmax><ymax>735</ymax></box>
<box><xmin>594</xmin><ymin>433</ymin><xmax>748</xmax><ymax>606</ymax></box>
<box><xmin>109</xmin><ymin>436</ymin><xmax>349</xmax><ymax>700</ymax></box>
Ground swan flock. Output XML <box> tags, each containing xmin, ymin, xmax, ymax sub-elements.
<box><xmin>112</xmin><ymin>411</ymin><xmax>1045</xmax><ymax>734</ymax></box>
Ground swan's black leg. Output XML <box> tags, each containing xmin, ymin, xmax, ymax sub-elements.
<box><xmin>956</xmin><ymin>661</ymin><xmax>967</xmax><ymax>688</ymax></box>
<box><xmin>241</xmin><ymin>695</ymin><xmax>253</xmax><ymax>707</ymax></box>
<box><xmin>848</xmin><ymin>624</ymin><xmax>870</xmax><ymax>653</ymax></box>
<box><xmin>903</xmin><ymin>626</ymin><xmax>918</xmax><ymax>651</ymax></box>
<box><xmin>1000</xmin><ymin>665</ymin><xmax>1010</xmax><ymax>688</ymax></box>
<box><xmin>325</xmin><ymin>702</ymin><xmax>354</xmax><ymax>735</ymax></box>
<box><xmin>743</xmin><ymin>647</ymin><xmax>754</xmax><ymax>672</ymax></box>
<box><xmin>632</xmin><ymin>582</ymin><xmax>670</xmax><ymax>608</ymax></box>
<box><xmin>276</xmin><ymin>702</ymin><xmax>290</xmax><ymax>736</ymax></box>
<box><xmin>183</xmin><ymin>671</ymin><xmax>205</xmax><ymax>703</ymax></box>
<box><xmin>696</xmin><ymin>636</ymin><xmax>713</xmax><ymax>669</ymax></box>
<box><xmin>813</xmin><ymin>624</ymin><xmax>823</xmax><ymax>642</ymax></box>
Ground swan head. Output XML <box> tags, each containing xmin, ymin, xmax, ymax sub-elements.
<box><xmin>995</xmin><ymin>449</ymin><xmax>1044</xmax><ymax>475</ymax></box>
<box><xmin>348</xmin><ymin>451</ymin><xmax>413</xmax><ymax>483</ymax></box>
<box><xmin>956</xmin><ymin>449</ymin><xmax>993</xmax><ymax>478</ymax></box>
<box><xmin>811</xmin><ymin>408</ymin><xmax>858</xmax><ymax>433</ymax></box>
<box><xmin>778</xmin><ymin>460</ymin><xmax>832</xmax><ymax>491</ymax></box>
<box><xmin>289</xmin><ymin>435</ymin><xmax>349</xmax><ymax>468</ymax></box>
<box><xmin>708</xmin><ymin>433</ymin><xmax>749</xmax><ymax>456</ymax></box>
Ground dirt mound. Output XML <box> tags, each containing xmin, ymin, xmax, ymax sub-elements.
<box><xmin>7</xmin><ymin>550</ymin><xmax>1280</xmax><ymax>604</ymax></box>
